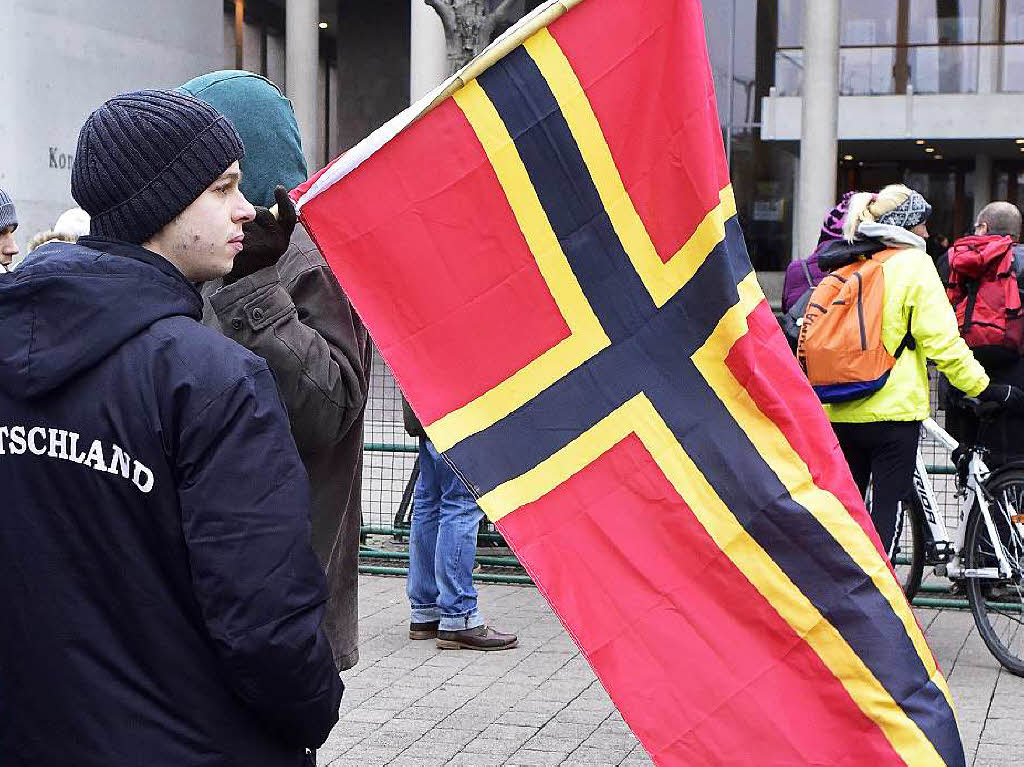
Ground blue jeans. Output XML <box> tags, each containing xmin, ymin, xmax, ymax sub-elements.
<box><xmin>406</xmin><ymin>439</ymin><xmax>484</xmax><ymax>631</ymax></box>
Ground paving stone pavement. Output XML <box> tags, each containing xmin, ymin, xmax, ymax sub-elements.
<box><xmin>317</xmin><ymin>575</ymin><xmax>1024</xmax><ymax>767</ymax></box>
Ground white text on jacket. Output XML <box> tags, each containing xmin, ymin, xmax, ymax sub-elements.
<box><xmin>0</xmin><ymin>426</ymin><xmax>154</xmax><ymax>493</ymax></box>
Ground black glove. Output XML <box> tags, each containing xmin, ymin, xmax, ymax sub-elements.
<box><xmin>223</xmin><ymin>185</ymin><xmax>297</xmax><ymax>284</ymax></box>
<box><xmin>977</xmin><ymin>383</ymin><xmax>1024</xmax><ymax>413</ymax></box>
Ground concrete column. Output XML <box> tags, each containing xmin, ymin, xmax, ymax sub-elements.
<box><xmin>286</xmin><ymin>0</ymin><xmax>319</xmax><ymax>170</ymax></box>
<box><xmin>796</xmin><ymin>0</ymin><xmax>840</xmax><ymax>259</ymax></box>
<box><xmin>410</xmin><ymin>0</ymin><xmax>448</xmax><ymax>102</ymax></box>
<box><xmin>978</xmin><ymin>0</ymin><xmax>1001</xmax><ymax>93</ymax></box>
<box><xmin>974</xmin><ymin>154</ymin><xmax>993</xmax><ymax>217</ymax></box>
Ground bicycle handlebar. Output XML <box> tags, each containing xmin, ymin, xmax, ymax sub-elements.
<box><xmin>959</xmin><ymin>397</ymin><xmax>1005</xmax><ymax>419</ymax></box>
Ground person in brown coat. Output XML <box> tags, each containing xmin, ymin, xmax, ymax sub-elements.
<box><xmin>182</xmin><ymin>70</ymin><xmax>371</xmax><ymax>671</ymax></box>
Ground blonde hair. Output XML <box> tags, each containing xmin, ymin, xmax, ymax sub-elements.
<box><xmin>842</xmin><ymin>184</ymin><xmax>916</xmax><ymax>242</ymax></box>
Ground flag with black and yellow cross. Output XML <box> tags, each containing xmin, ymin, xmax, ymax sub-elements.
<box><xmin>296</xmin><ymin>0</ymin><xmax>965</xmax><ymax>764</ymax></box>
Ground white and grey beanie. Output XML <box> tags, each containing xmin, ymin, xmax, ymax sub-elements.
<box><xmin>877</xmin><ymin>190</ymin><xmax>931</xmax><ymax>230</ymax></box>
<box><xmin>0</xmin><ymin>186</ymin><xmax>16</xmax><ymax>231</ymax></box>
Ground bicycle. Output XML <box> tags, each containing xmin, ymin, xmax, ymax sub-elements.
<box><xmin>888</xmin><ymin>399</ymin><xmax>1024</xmax><ymax>676</ymax></box>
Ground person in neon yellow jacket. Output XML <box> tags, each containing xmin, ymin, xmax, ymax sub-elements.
<box><xmin>820</xmin><ymin>184</ymin><xmax>1022</xmax><ymax>558</ymax></box>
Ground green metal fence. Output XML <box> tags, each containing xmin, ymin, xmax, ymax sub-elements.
<box><xmin>359</xmin><ymin>348</ymin><xmax>531</xmax><ymax>583</ymax></box>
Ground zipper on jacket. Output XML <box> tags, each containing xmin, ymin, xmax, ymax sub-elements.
<box><xmin>855</xmin><ymin>272</ymin><xmax>866</xmax><ymax>350</ymax></box>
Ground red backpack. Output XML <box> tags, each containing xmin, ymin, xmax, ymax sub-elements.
<box><xmin>946</xmin><ymin>235</ymin><xmax>1024</xmax><ymax>367</ymax></box>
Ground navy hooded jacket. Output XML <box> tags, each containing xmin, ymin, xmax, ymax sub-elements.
<box><xmin>0</xmin><ymin>238</ymin><xmax>343</xmax><ymax>766</ymax></box>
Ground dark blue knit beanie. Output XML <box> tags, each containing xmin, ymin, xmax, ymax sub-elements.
<box><xmin>71</xmin><ymin>89</ymin><xmax>245</xmax><ymax>244</ymax></box>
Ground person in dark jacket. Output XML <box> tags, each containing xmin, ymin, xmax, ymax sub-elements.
<box><xmin>180</xmin><ymin>70</ymin><xmax>371</xmax><ymax>672</ymax></box>
<box><xmin>926</xmin><ymin>232</ymin><xmax>950</xmax><ymax>262</ymax></box>
<box><xmin>0</xmin><ymin>90</ymin><xmax>343</xmax><ymax>767</ymax></box>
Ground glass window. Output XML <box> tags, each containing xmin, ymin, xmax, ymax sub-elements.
<box><xmin>778</xmin><ymin>0</ymin><xmax>803</xmax><ymax>47</ymax></box>
<box><xmin>992</xmin><ymin>165</ymin><xmax>1024</xmax><ymax>218</ymax></box>
<box><xmin>839</xmin><ymin>47</ymin><xmax>897</xmax><ymax>94</ymax></box>
<box><xmin>840</xmin><ymin>0</ymin><xmax>900</xmax><ymax>45</ymax></box>
<box><xmin>726</xmin><ymin>0</ymin><xmax>759</xmax><ymax>125</ymax></box>
<box><xmin>995</xmin><ymin>169</ymin><xmax>1011</xmax><ymax>201</ymax></box>
<box><xmin>910</xmin><ymin>45</ymin><xmax>979</xmax><ymax>93</ymax></box>
<box><xmin>777</xmin><ymin>1</ymin><xmax>985</xmax><ymax>95</ymax></box>
<box><xmin>730</xmin><ymin>127</ymin><xmax>797</xmax><ymax>270</ymax></box>
<box><xmin>907</xmin><ymin>0</ymin><xmax>980</xmax><ymax>93</ymax></box>
<box><xmin>909</xmin><ymin>0</ymin><xmax>980</xmax><ymax>44</ymax></box>
<box><xmin>904</xmin><ymin>168</ymin><xmax>970</xmax><ymax>241</ymax></box>
<box><xmin>1002</xmin><ymin>1</ymin><xmax>1024</xmax><ymax>89</ymax></box>
<box><xmin>774</xmin><ymin>48</ymin><xmax>803</xmax><ymax>96</ymax></box>
<box><xmin>1003</xmin><ymin>43</ymin><xmax>1024</xmax><ymax>90</ymax></box>
<box><xmin>702</xmin><ymin>1</ymin><xmax>733</xmax><ymax>125</ymax></box>
<box><xmin>1007</xmin><ymin>0</ymin><xmax>1024</xmax><ymax>41</ymax></box>
<box><xmin>704</xmin><ymin>1</ymin><xmax>762</xmax><ymax>128</ymax></box>
<box><xmin>773</xmin><ymin>0</ymin><xmax>807</xmax><ymax>97</ymax></box>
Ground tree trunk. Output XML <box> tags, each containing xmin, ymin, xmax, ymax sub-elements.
<box><xmin>425</xmin><ymin>0</ymin><xmax>522</xmax><ymax>74</ymax></box>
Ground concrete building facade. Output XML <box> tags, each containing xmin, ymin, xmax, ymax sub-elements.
<box><xmin>10</xmin><ymin>1</ymin><xmax>1017</xmax><ymax>277</ymax></box>
<box><xmin>708</xmin><ymin>0</ymin><xmax>1024</xmax><ymax>271</ymax></box>
<box><xmin>0</xmin><ymin>0</ymin><xmax>537</xmax><ymax>257</ymax></box>
<box><xmin>0</xmin><ymin>0</ymin><xmax>224</xmax><ymax>252</ymax></box>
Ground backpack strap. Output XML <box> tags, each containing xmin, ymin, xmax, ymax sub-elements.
<box><xmin>868</xmin><ymin>248</ymin><xmax>916</xmax><ymax>357</ymax></box>
<box><xmin>872</xmin><ymin>247</ymin><xmax>903</xmax><ymax>264</ymax></box>
<box><xmin>962</xmin><ymin>280</ymin><xmax>979</xmax><ymax>332</ymax></box>
<box><xmin>894</xmin><ymin>307</ymin><xmax>916</xmax><ymax>357</ymax></box>
<box><xmin>800</xmin><ymin>259</ymin><xmax>813</xmax><ymax>291</ymax></box>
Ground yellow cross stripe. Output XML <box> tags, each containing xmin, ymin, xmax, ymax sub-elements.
<box><xmin>479</xmin><ymin>392</ymin><xmax>946</xmax><ymax>767</ymax></box>
<box><xmin>428</xmin><ymin>30</ymin><xmax>741</xmax><ymax>452</ymax></box>
<box><xmin>692</xmin><ymin>271</ymin><xmax>956</xmax><ymax>716</ymax></box>
<box><xmin>523</xmin><ymin>28</ymin><xmax>736</xmax><ymax>308</ymax></box>
<box><xmin>476</xmin><ymin>394</ymin><xmax>649</xmax><ymax>521</ymax></box>
<box><xmin>427</xmin><ymin>81</ymin><xmax>611</xmax><ymax>453</ymax></box>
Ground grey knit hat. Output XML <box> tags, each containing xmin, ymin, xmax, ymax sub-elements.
<box><xmin>71</xmin><ymin>89</ymin><xmax>244</xmax><ymax>244</ymax></box>
<box><xmin>877</xmin><ymin>189</ymin><xmax>932</xmax><ymax>231</ymax></box>
<box><xmin>0</xmin><ymin>186</ymin><xmax>16</xmax><ymax>231</ymax></box>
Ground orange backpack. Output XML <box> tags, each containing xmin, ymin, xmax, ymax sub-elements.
<box><xmin>797</xmin><ymin>249</ymin><xmax>914</xmax><ymax>403</ymax></box>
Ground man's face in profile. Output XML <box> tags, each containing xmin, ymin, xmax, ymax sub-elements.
<box><xmin>144</xmin><ymin>162</ymin><xmax>255</xmax><ymax>283</ymax></box>
<box><xmin>0</xmin><ymin>225</ymin><xmax>18</xmax><ymax>269</ymax></box>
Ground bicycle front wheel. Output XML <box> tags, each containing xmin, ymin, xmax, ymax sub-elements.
<box><xmin>964</xmin><ymin>468</ymin><xmax>1024</xmax><ymax>676</ymax></box>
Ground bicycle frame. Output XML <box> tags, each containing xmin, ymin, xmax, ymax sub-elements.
<box><xmin>917</xmin><ymin>418</ymin><xmax>1015</xmax><ymax>580</ymax></box>
<box><xmin>910</xmin><ymin>423</ymin><xmax>953</xmax><ymax>561</ymax></box>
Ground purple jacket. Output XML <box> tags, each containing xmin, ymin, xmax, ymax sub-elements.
<box><xmin>782</xmin><ymin>252</ymin><xmax>826</xmax><ymax>313</ymax></box>
<box><xmin>781</xmin><ymin>191</ymin><xmax>857</xmax><ymax>313</ymax></box>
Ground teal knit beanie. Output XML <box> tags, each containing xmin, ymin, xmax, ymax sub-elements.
<box><xmin>179</xmin><ymin>71</ymin><xmax>308</xmax><ymax>208</ymax></box>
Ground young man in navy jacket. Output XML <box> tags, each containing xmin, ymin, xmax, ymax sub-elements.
<box><xmin>0</xmin><ymin>90</ymin><xmax>343</xmax><ymax>767</ymax></box>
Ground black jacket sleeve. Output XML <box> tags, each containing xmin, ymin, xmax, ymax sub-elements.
<box><xmin>176</xmin><ymin>364</ymin><xmax>343</xmax><ymax>748</ymax></box>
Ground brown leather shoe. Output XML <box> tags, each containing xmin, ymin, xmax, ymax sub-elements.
<box><xmin>409</xmin><ymin>620</ymin><xmax>440</xmax><ymax>640</ymax></box>
<box><xmin>436</xmin><ymin>625</ymin><xmax>518</xmax><ymax>651</ymax></box>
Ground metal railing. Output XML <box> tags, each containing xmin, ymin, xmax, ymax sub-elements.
<box><xmin>358</xmin><ymin>348</ymin><xmax>530</xmax><ymax>583</ymax></box>
<box><xmin>773</xmin><ymin>41</ymin><xmax>1024</xmax><ymax>97</ymax></box>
